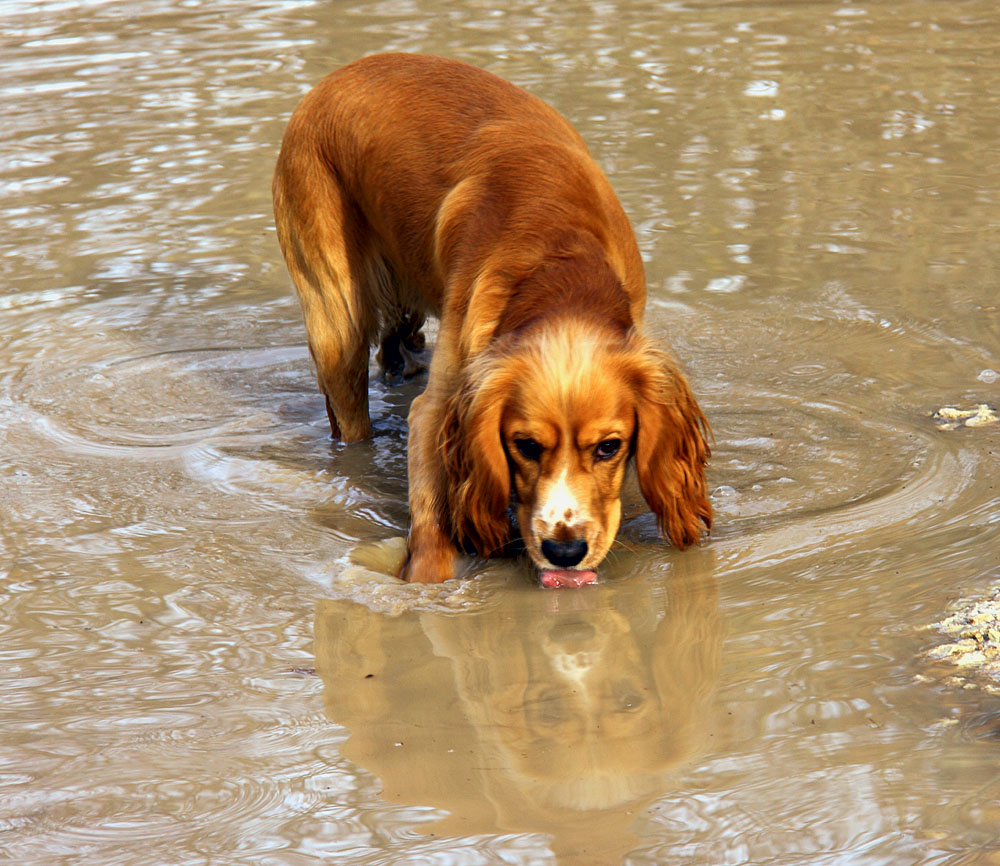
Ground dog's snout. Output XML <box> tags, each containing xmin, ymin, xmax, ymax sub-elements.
<box><xmin>541</xmin><ymin>537</ymin><xmax>588</xmax><ymax>568</ymax></box>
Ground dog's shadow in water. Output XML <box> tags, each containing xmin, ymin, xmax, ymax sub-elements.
<box><xmin>313</xmin><ymin>552</ymin><xmax>721</xmax><ymax>866</ymax></box>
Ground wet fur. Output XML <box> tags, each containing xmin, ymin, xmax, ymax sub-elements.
<box><xmin>272</xmin><ymin>53</ymin><xmax>711</xmax><ymax>582</ymax></box>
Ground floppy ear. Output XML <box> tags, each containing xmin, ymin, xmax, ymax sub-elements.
<box><xmin>440</xmin><ymin>361</ymin><xmax>512</xmax><ymax>557</ymax></box>
<box><xmin>630</xmin><ymin>341</ymin><xmax>712</xmax><ymax>548</ymax></box>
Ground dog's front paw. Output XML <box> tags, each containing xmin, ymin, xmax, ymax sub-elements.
<box><xmin>398</xmin><ymin>543</ymin><xmax>456</xmax><ymax>583</ymax></box>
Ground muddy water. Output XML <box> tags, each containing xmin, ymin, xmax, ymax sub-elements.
<box><xmin>2</xmin><ymin>1</ymin><xmax>999</xmax><ymax>863</ymax></box>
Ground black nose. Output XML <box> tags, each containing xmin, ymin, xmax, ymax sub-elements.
<box><xmin>541</xmin><ymin>538</ymin><xmax>588</xmax><ymax>568</ymax></box>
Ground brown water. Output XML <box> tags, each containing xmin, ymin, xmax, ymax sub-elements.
<box><xmin>2</xmin><ymin>1</ymin><xmax>999</xmax><ymax>863</ymax></box>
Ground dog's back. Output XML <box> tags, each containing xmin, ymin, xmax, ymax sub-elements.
<box><xmin>274</xmin><ymin>54</ymin><xmax>634</xmax><ymax>316</ymax></box>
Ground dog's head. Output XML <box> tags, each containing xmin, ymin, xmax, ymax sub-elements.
<box><xmin>442</xmin><ymin>320</ymin><xmax>711</xmax><ymax>578</ymax></box>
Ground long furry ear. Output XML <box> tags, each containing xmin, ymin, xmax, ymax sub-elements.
<box><xmin>440</xmin><ymin>361</ymin><xmax>512</xmax><ymax>557</ymax></box>
<box><xmin>630</xmin><ymin>339</ymin><xmax>712</xmax><ymax>548</ymax></box>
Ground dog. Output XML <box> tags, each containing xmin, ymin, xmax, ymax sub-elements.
<box><xmin>272</xmin><ymin>53</ymin><xmax>711</xmax><ymax>584</ymax></box>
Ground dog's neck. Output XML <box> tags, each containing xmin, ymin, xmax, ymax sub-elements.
<box><xmin>496</xmin><ymin>242</ymin><xmax>634</xmax><ymax>338</ymax></box>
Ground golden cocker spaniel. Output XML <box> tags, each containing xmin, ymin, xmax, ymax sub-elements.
<box><xmin>273</xmin><ymin>53</ymin><xmax>711</xmax><ymax>584</ymax></box>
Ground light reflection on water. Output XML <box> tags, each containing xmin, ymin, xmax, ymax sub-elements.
<box><xmin>2</xmin><ymin>0</ymin><xmax>1000</xmax><ymax>864</ymax></box>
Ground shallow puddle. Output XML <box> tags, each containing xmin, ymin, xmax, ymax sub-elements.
<box><xmin>2</xmin><ymin>1</ymin><xmax>999</xmax><ymax>863</ymax></box>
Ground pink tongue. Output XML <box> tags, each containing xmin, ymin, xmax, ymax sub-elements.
<box><xmin>540</xmin><ymin>569</ymin><xmax>598</xmax><ymax>588</ymax></box>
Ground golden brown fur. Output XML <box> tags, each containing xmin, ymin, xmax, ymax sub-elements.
<box><xmin>273</xmin><ymin>53</ymin><xmax>711</xmax><ymax>582</ymax></box>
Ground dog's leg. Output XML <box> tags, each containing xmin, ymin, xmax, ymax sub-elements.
<box><xmin>274</xmin><ymin>154</ymin><xmax>376</xmax><ymax>442</ymax></box>
<box><xmin>377</xmin><ymin>309</ymin><xmax>427</xmax><ymax>380</ymax></box>
<box><xmin>307</xmin><ymin>329</ymin><xmax>371</xmax><ymax>442</ymax></box>
<box><xmin>292</xmin><ymin>279</ymin><xmax>372</xmax><ymax>442</ymax></box>
<box><xmin>398</xmin><ymin>389</ymin><xmax>457</xmax><ymax>582</ymax></box>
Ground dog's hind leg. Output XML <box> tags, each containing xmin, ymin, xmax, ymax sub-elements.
<box><xmin>377</xmin><ymin>307</ymin><xmax>427</xmax><ymax>380</ymax></box>
<box><xmin>273</xmin><ymin>149</ymin><xmax>375</xmax><ymax>442</ymax></box>
<box><xmin>309</xmin><ymin>326</ymin><xmax>371</xmax><ymax>442</ymax></box>
<box><xmin>299</xmin><ymin>276</ymin><xmax>374</xmax><ymax>442</ymax></box>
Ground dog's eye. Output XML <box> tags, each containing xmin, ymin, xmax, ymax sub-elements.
<box><xmin>513</xmin><ymin>438</ymin><xmax>543</xmax><ymax>460</ymax></box>
<box><xmin>595</xmin><ymin>438</ymin><xmax>621</xmax><ymax>460</ymax></box>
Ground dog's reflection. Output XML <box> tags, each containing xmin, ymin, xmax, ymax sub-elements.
<box><xmin>314</xmin><ymin>563</ymin><xmax>720</xmax><ymax>864</ymax></box>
